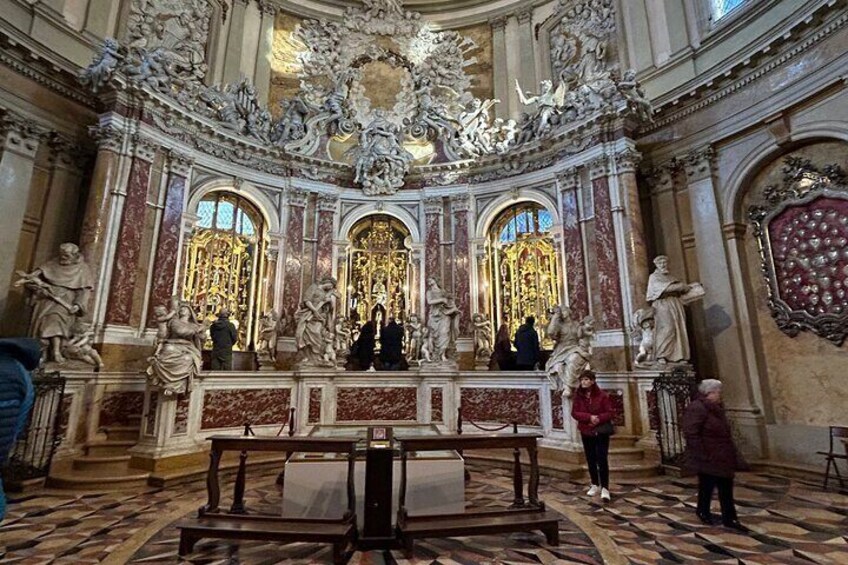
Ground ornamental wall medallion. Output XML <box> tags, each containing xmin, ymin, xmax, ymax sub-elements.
<box><xmin>748</xmin><ymin>158</ymin><xmax>848</xmax><ymax>345</ymax></box>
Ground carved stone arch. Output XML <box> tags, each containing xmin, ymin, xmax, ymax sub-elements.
<box><xmin>187</xmin><ymin>177</ymin><xmax>281</xmax><ymax>233</ymax></box>
<box><xmin>338</xmin><ymin>202</ymin><xmax>421</xmax><ymax>243</ymax></box>
<box><xmin>474</xmin><ymin>188</ymin><xmax>560</xmax><ymax>239</ymax></box>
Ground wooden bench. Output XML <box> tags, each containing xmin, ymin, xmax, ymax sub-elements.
<box><xmin>176</xmin><ymin>436</ymin><xmax>359</xmax><ymax>564</ymax></box>
<box><xmin>396</xmin><ymin>433</ymin><xmax>560</xmax><ymax>557</ymax></box>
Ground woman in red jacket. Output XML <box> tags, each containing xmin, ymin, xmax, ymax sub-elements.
<box><xmin>571</xmin><ymin>371</ymin><xmax>614</xmax><ymax>501</ymax></box>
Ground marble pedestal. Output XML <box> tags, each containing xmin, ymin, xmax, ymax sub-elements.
<box><xmin>128</xmin><ymin>384</ymin><xmax>198</xmax><ymax>471</ymax></box>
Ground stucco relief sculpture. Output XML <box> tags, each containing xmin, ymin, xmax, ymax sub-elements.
<box><xmin>351</xmin><ymin>111</ymin><xmax>414</xmax><ymax>196</ymax></box>
<box><xmin>15</xmin><ymin>243</ymin><xmax>95</xmax><ymax>366</ymax></box>
<box><xmin>147</xmin><ymin>297</ymin><xmax>204</xmax><ymax>396</ymax></box>
<box><xmin>544</xmin><ymin>306</ymin><xmax>595</xmax><ymax>396</ymax></box>
<box><xmin>423</xmin><ymin>278</ymin><xmax>460</xmax><ymax>368</ymax></box>
<box><xmin>256</xmin><ymin>310</ymin><xmax>280</xmax><ymax>369</ymax></box>
<box><xmin>749</xmin><ymin>158</ymin><xmax>848</xmax><ymax>345</ymax></box>
<box><xmin>79</xmin><ymin>38</ymin><xmax>122</xmax><ymax>92</ymax></box>
<box><xmin>632</xmin><ymin>307</ymin><xmax>656</xmax><ymax>366</ymax></box>
<box><xmin>406</xmin><ymin>313</ymin><xmax>424</xmax><ymax>364</ymax></box>
<box><xmin>334</xmin><ymin>316</ymin><xmax>352</xmax><ymax>367</ymax></box>
<box><xmin>295</xmin><ymin>277</ymin><xmax>341</xmax><ymax>368</ymax></box>
<box><xmin>472</xmin><ymin>313</ymin><xmax>494</xmax><ymax>369</ymax></box>
<box><xmin>645</xmin><ymin>256</ymin><xmax>704</xmax><ymax>365</ymax></box>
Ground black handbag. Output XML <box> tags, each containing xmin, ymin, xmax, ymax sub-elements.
<box><xmin>594</xmin><ymin>421</ymin><xmax>615</xmax><ymax>436</ymax></box>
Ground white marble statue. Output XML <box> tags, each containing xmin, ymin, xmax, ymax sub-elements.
<box><xmin>617</xmin><ymin>69</ymin><xmax>653</xmax><ymax>123</ymax></box>
<box><xmin>352</xmin><ymin>110</ymin><xmax>414</xmax><ymax>196</ymax></box>
<box><xmin>146</xmin><ymin>297</ymin><xmax>204</xmax><ymax>396</ymax></box>
<box><xmin>646</xmin><ymin>255</ymin><xmax>704</xmax><ymax>365</ymax></box>
<box><xmin>295</xmin><ymin>277</ymin><xmax>340</xmax><ymax>368</ymax></box>
<box><xmin>406</xmin><ymin>313</ymin><xmax>423</xmax><ymax>364</ymax></box>
<box><xmin>544</xmin><ymin>305</ymin><xmax>595</xmax><ymax>396</ymax></box>
<box><xmin>515</xmin><ymin>79</ymin><xmax>567</xmax><ymax>139</ymax></box>
<box><xmin>423</xmin><ymin>278</ymin><xmax>460</xmax><ymax>366</ymax></box>
<box><xmin>15</xmin><ymin>243</ymin><xmax>94</xmax><ymax>365</ymax></box>
<box><xmin>63</xmin><ymin>320</ymin><xmax>104</xmax><ymax>368</ymax></box>
<box><xmin>472</xmin><ymin>313</ymin><xmax>494</xmax><ymax>368</ymax></box>
<box><xmin>632</xmin><ymin>307</ymin><xmax>656</xmax><ymax>366</ymax></box>
<box><xmin>334</xmin><ymin>316</ymin><xmax>352</xmax><ymax>366</ymax></box>
<box><xmin>79</xmin><ymin>38</ymin><xmax>122</xmax><ymax>92</ymax></box>
<box><xmin>257</xmin><ymin>310</ymin><xmax>279</xmax><ymax>363</ymax></box>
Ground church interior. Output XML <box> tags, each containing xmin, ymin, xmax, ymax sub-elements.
<box><xmin>1</xmin><ymin>0</ymin><xmax>847</xmax><ymax>562</ymax></box>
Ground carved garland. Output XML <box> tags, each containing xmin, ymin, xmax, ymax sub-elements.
<box><xmin>748</xmin><ymin>157</ymin><xmax>848</xmax><ymax>345</ymax></box>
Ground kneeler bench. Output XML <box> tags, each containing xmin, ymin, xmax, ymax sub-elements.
<box><xmin>396</xmin><ymin>433</ymin><xmax>560</xmax><ymax>557</ymax></box>
<box><xmin>177</xmin><ymin>436</ymin><xmax>359</xmax><ymax>565</ymax></box>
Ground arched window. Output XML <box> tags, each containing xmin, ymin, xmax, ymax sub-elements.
<box><xmin>711</xmin><ymin>0</ymin><xmax>747</xmax><ymax>20</ymax></box>
<box><xmin>182</xmin><ymin>192</ymin><xmax>268</xmax><ymax>350</ymax></box>
<box><xmin>487</xmin><ymin>202</ymin><xmax>561</xmax><ymax>343</ymax></box>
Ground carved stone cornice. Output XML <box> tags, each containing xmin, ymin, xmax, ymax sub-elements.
<box><xmin>131</xmin><ymin>135</ymin><xmax>157</xmax><ymax>163</ymax></box>
<box><xmin>450</xmin><ymin>194</ymin><xmax>471</xmax><ymax>213</ymax></box>
<box><xmin>489</xmin><ymin>16</ymin><xmax>507</xmax><ymax>31</ymax></box>
<box><xmin>557</xmin><ymin>167</ymin><xmax>580</xmax><ymax>191</ymax></box>
<box><xmin>614</xmin><ymin>148</ymin><xmax>642</xmax><ymax>174</ymax></box>
<box><xmin>317</xmin><ymin>194</ymin><xmax>339</xmax><ymax>213</ymax></box>
<box><xmin>424</xmin><ymin>197</ymin><xmax>443</xmax><ymax>215</ymax></box>
<box><xmin>588</xmin><ymin>155</ymin><xmax>611</xmax><ymax>180</ymax></box>
<box><xmin>167</xmin><ymin>150</ymin><xmax>194</xmax><ymax>177</ymax></box>
<box><xmin>89</xmin><ymin>124</ymin><xmax>124</xmax><ymax>154</ymax></box>
<box><xmin>287</xmin><ymin>189</ymin><xmax>309</xmax><ymax>208</ymax></box>
<box><xmin>683</xmin><ymin>146</ymin><xmax>715</xmax><ymax>183</ymax></box>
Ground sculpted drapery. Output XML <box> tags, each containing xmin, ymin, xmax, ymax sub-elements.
<box><xmin>646</xmin><ymin>256</ymin><xmax>691</xmax><ymax>364</ymax></box>
<box><xmin>295</xmin><ymin>277</ymin><xmax>339</xmax><ymax>367</ymax></box>
<box><xmin>425</xmin><ymin>278</ymin><xmax>460</xmax><ymax>364</ymax></box>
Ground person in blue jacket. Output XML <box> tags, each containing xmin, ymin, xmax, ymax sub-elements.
<box><xmin>0</xmin><ymin>338</ymin><xmax>39</xmax><ymax>521</ymax></box>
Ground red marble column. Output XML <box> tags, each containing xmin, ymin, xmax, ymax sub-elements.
<box><xmin>281</xmin><ymin>189</ymin><xmax>308</xmax><ymax>335</ymax></box>
<box><xmin>104</xmin><ymin>136</ymin><xmax>157</xmax><ymax>326</ymax></box>
<box><xmin>146</xmin><ymin>152</ymin><xmax>192</xmax><ymax>325</ymax></box>
<box><xmin>314</xmin><ymin>195</ymin><xmax>337</xmax><ymax>281</ymax></box>
<box><xmin>451</xmin><ymin>195</ymin><xmax>472</xmax><ymax>336</ymax></box>
<box><xmin>558</xmin><ymin>168</ymin><xmax>590</xmax><ymax>320</ymax></box>
<box><xmin>615</xmin><ymin>148</ymin><xmax>649</xmax><ymax>311</ymax></box>
<box><xmin>589</xmin><ymin>156</ymin><xmax>624</xmax><ymax>329</ymax></box>
<box><xmin>423</xmin><ymin>197</ymin><xmax>443</xmax><ymax>306</ymax></box>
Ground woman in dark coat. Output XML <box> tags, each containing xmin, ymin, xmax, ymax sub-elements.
<box><xmin>571</xmin><ymin>371</ymin><xmax>614</xmax><ymax>501</ymax></box>
<box><xmin>682</xmin><ymin>379</ymin><xmax>749</xmax><ymax>531</ymax></box>
<box><xmin>489</xmin><ymin>323</ymin><xmax>515</xmax><ymax>370</ymax></box>
<box><xmin>348</xmin><ymin>321</ymin><xmax>377</xmax><ymax>371</ymax></box>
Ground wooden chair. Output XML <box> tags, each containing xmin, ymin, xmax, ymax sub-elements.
<box><xmin>395</xmin><ymin>433</ymin><xmax>560</xmax><ymax>558</ymax></box>
<box><xmin>176</xmin><ymin>435</ymin><xmax>359</xmax><ymax>564</ymax></box>
<box><xmin>818</xmin><ymin>425</ymin><xmax>848</xmax><ymax>491</ymax></box>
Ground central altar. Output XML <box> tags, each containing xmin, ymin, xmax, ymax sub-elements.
<box><xmin>281</xmin><ymin>425</ymin><xmax>465</xmax><ymax>527</ymax></box>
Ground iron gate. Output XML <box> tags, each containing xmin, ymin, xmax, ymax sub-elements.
<box><xmin>651</xmin><ymin>368</ymin><xmax>698</xmax><ymax>468</ymax></box>
<box><xmin>1</xmin><ymin>368</ymin><xmax>66</xmax><ymax>485</ymax></box>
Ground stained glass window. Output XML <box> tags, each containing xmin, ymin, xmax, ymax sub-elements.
<box><xmin>712</xmin><ymin>0</ymin><xmax>747</xmax><ymax>20</ymax></box>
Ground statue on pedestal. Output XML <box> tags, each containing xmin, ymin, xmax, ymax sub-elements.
<box><xmin>147</xmin><ymin>297</ymin><xmax>204</xmax><ymax>396</ymax></box>
<box><xmin>334</xmin><ymin>316</ymin><xmax>352</xmax><ymax>367</ymax></box>
<box><xmin>544</xmin><ymin>305</ymin><xmax>595</xmax><ymax>396</ymax></box>
<box><xmin>645</xmin><ymin>255</ymin><xmax>704</xmax><ymax>365</ymax></box>
<box><xmin>472</xmin><ymin>313</ymin><xmax>493</xmax><ymax>369</ymax></box>
<box><xmin>256</xmin><ymin>310</ymin><xmax>279</xmax><ymax>369</ymax></box>
<box><xmin>295</xmin><ymin>277</ymin><xmax>340</xmax><ymax>368</ymax></box>
<box><xmin>423</xmin><ymin>278</ymin><xmax>460</xmax><ymax>367</ymax></box>
<box><xmin>15</xmin><ymin>243</ymin><xmax>94</xmax><ymax>366</ymax></box>
<box><xmin>632</xmin><ymin>307</ymin><xmax>655</xmax><ymax>366</ymax></box>
<box><xmin>405</xmin><ymin>313</ymin><xmax>423</xmax><ymax>365</ymax></box>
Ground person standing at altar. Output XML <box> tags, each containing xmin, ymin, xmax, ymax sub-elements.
<box><xmin>378</xmin><ymin>317</ymin><xmax>405</xmax><ymax>371</ymax></box>
<box><xmin>349</xmin><ymin>321</ymin><xmax>377</xmax><ymax>371</ymax></box>
<box><xmin>514</xmin><ymin>316</ymin><xmax>540</xmax><ymax>371</ymax></box>
<box><xmin>210</xmin><ymin>309</ymin><xmax>237</xmax><ymax>370</ymax></box>
<box><xmin>489</xmin><ymin>323</ymin><xmax>515</xmax><ymax>370</ymax></box>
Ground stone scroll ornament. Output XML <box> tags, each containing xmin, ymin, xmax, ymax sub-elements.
<box><xmin>748</xmin><ymin>158</ymin><xmax>848</xmax><ymax>345</ymax></box>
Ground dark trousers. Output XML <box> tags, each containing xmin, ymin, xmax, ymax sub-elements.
<box><xmin>581</xmin><ymin>433</ymin><xmax>610</xmax><ymax>488</ymax></box>
<box><xmin>211</xmin><ymin>353</ymin><xmax>233</xmax><ymax>371</ymax></box>
<box><xmin>697</xmin><ymin>473</ymin><xmax>738</xmax><ymax>523</ymax></box>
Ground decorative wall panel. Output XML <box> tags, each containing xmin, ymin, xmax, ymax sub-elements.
<box><xmin>201</xmin><ymin>388</ymin><xmax>291</xmax><ymax>429</ymax></box>
<box><xmin>460</xmin><ymin>388</ymin><xmax>541</xmax><ymax>427</ymax></box>
<box><xmin>99</xmin><ymin>391</ymin><xmax>145</xmax><ymax>427</ymax></box>
<box><xmin>336</xmin><ymin>387</ymin><xmax>417</xmax><ymax>421</ymax></box>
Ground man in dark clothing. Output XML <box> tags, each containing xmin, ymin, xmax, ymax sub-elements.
<box><xmin>378</xmin><ymin>318</ymin><xmax>406</xmax><ymax>371</ymax></box>
<box><xmin>514</xmin><ymin>316</ymin><xmax>540</xmax><ymax>371</ymax></box>
<box><xmin>210</xmin><ymin>309</ymin><xmax>238</xmax><ymax>370</ymax></box>
<box><xmin>0</xmin><ymin>338</ymin><xmax>39</xmax><ymax>520</ymax></box>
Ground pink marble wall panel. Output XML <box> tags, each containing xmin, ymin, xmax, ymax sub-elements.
<box><xmin>308</xmin><ymin>387</ymin><xmax>322</xmax><ymax>424</ymax></box>
<box><xmin>105</xmin><ymin>157</ymin><xmax>152</xmax><ymax>325</ymax></box>
<box><xmin>453</xmin><ymin>210</ymin><xmax>472</xmax><ymax>335</ymax></box>
<box><xmin>201</xmin><ymin>388</ymin><xmax>292</xmax><ymax>429</ymax></box>
<box><xmin>99</xmin><ymin>391</ymin><xmax>145</xmax><ymax>427</ymax></box>
<box><xmin>147</xmin><ymin>174</ymin><xmax>186</xmax><ymax>326</ymax></box>
<box><xmin>145</xmin><ymin>392</ymin><xmax>158</xmax><ymax>436</ymax></box>
<box><xmin>336</xmin><ymin>387</ymin><xmax>418</xmax><ymax>421</ymax></box>
<box><xmin>431</xmin><ymin>387</ymin><xmax>443</xmax><ymax>422</ymax></box>
<box><xmin>561</xmin><ymin>189</ymin><xmax>589</xmax><ymax>320</ymax></box>
<box><xmin>591</xmin><ymin>177</ymin><xmax>624</xmax><ymax>329</ymax></box>
<box><xmin>551</xmin><ymin>389</ymin><xmax>564</xmax><ymax>430</ymax></box>
<box><xmin>58</xmin><ymin>393</ymin><xmax>73</xmax><ymax>442</ymax></box>
<box><xmin>460</xmin><ymin>388</ymin><xmax>541</xmax><ymax>427</ymax></box>
<box><xmin>314</xmin><ymin>210</ymin><xmax>335</xmax><ymax>281</ymax></box>
<box><xmin>424</xmin><ymin>212</ymin><xmax>441</xmax><ymax>295</ymax></box>
<box><xmin>174</xmin><ymin>393</ymin><xmax>190</xmax><ymax>435</ymax></box>
<box><xmin>602</xmin><ymin>388</ymin><xmax>625</xmax><ymax>427</ymax></box>
<box><xmin>281</xmin><ymin>205</ymin><xmax>305</xmax><ymax>336</ymax></box>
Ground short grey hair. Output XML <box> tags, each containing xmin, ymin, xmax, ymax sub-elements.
<box><xmin>698</xmin><ymin>379</ymin><xmax>723</xmax><ymax>395</ymax></box>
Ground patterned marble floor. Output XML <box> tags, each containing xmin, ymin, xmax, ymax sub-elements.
<box><xmin>1</xmin><ymin>463</ymin><xmax>846</xmax><ymax>564</ymax></box>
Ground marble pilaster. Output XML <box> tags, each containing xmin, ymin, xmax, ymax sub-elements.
<box><xmin>424</xmin><ymin>197</ymin><xmax>443</xmax><ymax>292</ymax></box>
<box><xmin>451</xmin><ymin>195</ymin><xmax>472</xmax><ymax>336</ymax></box>
<box><xmin>516</xmin><ymin>8</ymin><xmax>536</xmax><ymax>105</ymax></box>
<box><xmin>254</xmin><ymin>1</ymin><xmax>277</xmax><ymax>105</ymax></box>
<box><xmin>489</xmin><ymin>17</ymin><xmax>509</xmax><ymax>120</ymax></box>
<box><xmin>558</xmin><ymin>168</ymin><xmax>589</xmax><ymax>319</ymax></box>
<box><xmin>281</xmin><ymin>189</ymin><xmax>308</xmax><ymax>335</ymax></box>
<box><xmin>104</xmin><ymin>136</ymin><xmax>156</xmax><ymax>326</ymax></box>
<box><xmin>615</xmin><ymin>148</ymin><xmax>649</xmax><ymax>313</ymax></box>
<box><xmin>315</xmin><ymin>195</ymin><xmax>338</xmax><ymax>281</ymax></box>
<box><xmin>146</xmin><ymin>152</ymin><xmax>192</xmax><ymax>326</ymax></box>
<box><xmin>222</xmin><ymin>0</ymin><xmax>248</xmax><ymax>84</ymax></box>
<box><xmin>589</xmin><ymin>156</ymin><xmax>624</xmax><ymax>329</ymax></box>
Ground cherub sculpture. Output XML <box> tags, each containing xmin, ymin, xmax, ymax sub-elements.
<box><xmin>472</xmin><ymin>313</ymin><xmax>493</xmax><ymax>365</ymax></box>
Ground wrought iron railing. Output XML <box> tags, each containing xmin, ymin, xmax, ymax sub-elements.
<box><xmin>651</xmin><ymin>368</ymin><xmax>698</xmax><ymax>468</ymax></box>
<box><xmin>1</xmin><ymin>368</ymin><xmax>66</xmax><ymax>485</ymax></box>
